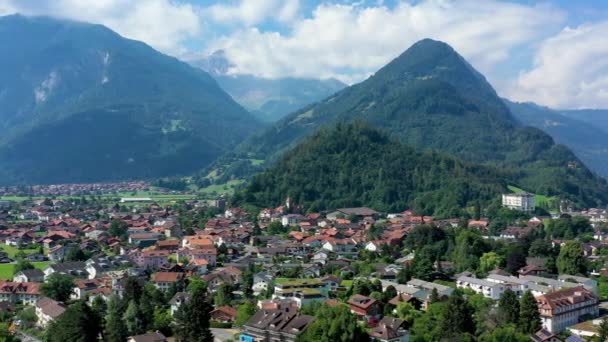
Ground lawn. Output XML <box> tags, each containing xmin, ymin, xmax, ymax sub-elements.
<box><xmin>0</xmin><ymin>245</ymin><xmax>39</xmax><ymax>258</ymax></box>
<box><xmin>198</xmin><ymin>179</ymin><xmax>245</xmax><ymax>195</ymax></box>
<box><xmin>0</xmin><ymin>261</ymin><xmax>51</xmax><ymax>280</ymax></box>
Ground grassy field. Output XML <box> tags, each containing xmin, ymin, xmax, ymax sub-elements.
<box><xmin>198</xmin><ymin>179</ymin><xmax>245</xmax><ymax>195</ymax></box>
<box><xmin>0</xmin><ymin>245</ymin><xmax>39</xmax><ymax>258</ymax></box>
<box><xmin>0</xmin><ymin>261</ymin><xmax>51</xmax><ymax>280</ymax></box>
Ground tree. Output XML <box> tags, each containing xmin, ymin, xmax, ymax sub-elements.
<box><xmin>65</xmin><ymin>248</ymin><xmax>87</xmax><ymax>262</ymax></box>
<box><xmin>498</xmin><ymin>288</ymin><xmax>519</xmax><ymax>325</ymax></box>
<box><xmin>105</xmin><ymin>295</ymin><xmax>128</xmax><ymax>342</ymax></box>
<box><xmin>478</xmin><ymin>252</ymin><xmax>503</xmax><ymax>276</ymax></box>
<box><xmin>123</xmin><ymin>300</ymin><xmax>144</xmax><ymax>336</ymax></box>
<box><xmin>453</xmin><ymin>230</ymin><xmax>487</xmax><ymax>272</ymax></box>
<box><xmin>528</xmin><ymin>239</ymin><xmax>554</xmax><ymax>257</ymax></box>
<box><xmin>0</xmin><ymin>322</ymin><xmax>19</xmax><ymax>342</ymax></box>
<box><xmin>519</xmin><ymin>290</ymin><xmax>541</xmax><ymax>334</ymax></box>
<box><xmin>153</xmin><ymin>307</ymin><xmax>173</xmax><ymax>336</ymax></box>
<box><xmin>598</xmin><ymin>316</ymin><xmax>608</xmax><ymax>342</ymax></box>
<box><xmin>41</xmin><ymin>273</ymin><xmax>74</xmax><ymax>302</ymax></box>
<box><xmin>439</xmin><ymin>292</ymin><xmax>475</xmax><ymax>339</ymax></box>
<box><xmin>235</xmin><ymin>302</ymin><xmax>257</xmax><ymax>327</ymax></box>
<box><xmin>14</xmin><ymin>259</ymin><xmax>34</xmax><ymax>273</ymax></box>
<box><xmin>505</xmin><ymin>250</ymin><xmax>526</xmax><ymax>275</ymax></box>
<box><xmin>214</xmin><ymin>283</ymin><xmax>233</xmax><ymax>307</ymax></box>
<box><xmin>108</xmin><ymin>219</ymin><xmax>128</xmax><ymax>238</ymax></box>
<box><xmin>429</xmin><ymin>288</ymin><xmax>440</xmax><ymax>304</ymax></box>
<box><xmin>297</xmin><ymin>304</ymin><xmax>367</xmax><ymax>342</ymax></box>
<box><xmin>45</xmin><ymin>301</ymin><xmax>102</xmax><ymax>342</ymax></box>
<box><xmin>479</xmin><ymin>325</ymin><xmax>528</xmax><ymax>342</ymax></box>
<box><xmin>395</xmin><ymin>302</ymin><xmax>421</xmax><ymax>327</ymax></box>
<box><xmin>557</xmin><ymin>241</ymin><xmax>587</xmax><ymax>275</ymax></box>
<box><xmin>383</xmin><ymin>285</ymin><xmax>398</xmax><ymax>303</ymax></box>
<box><xmin>124</xmin><ymin>276</ymin><xmax>143</xmax><ymax>303</ymax></box>
<box><xmin>174</xmin><ymin>285</ymin><xmax>214</xmax><ymax>342</ymax></box>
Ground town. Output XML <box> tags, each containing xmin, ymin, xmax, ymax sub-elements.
<box><xmin>1</xmin><ymin>189</ymin><xmax>608</xmax><ymax>342</ymax></box>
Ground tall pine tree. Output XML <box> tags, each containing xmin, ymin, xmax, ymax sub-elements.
<box><xmin>519</xmin><ymin>290</ymin><xmax>541</xmax><ymax>334</ymax></box>
<box><xmin>498</xmin><ymin>288</ymin><xmax>520</xmax><ymax>325</ymax></box>
<box><xmin>174</xmin><ymin>285</ymin><xmax>214</xmax><ymax>342</ymax></box>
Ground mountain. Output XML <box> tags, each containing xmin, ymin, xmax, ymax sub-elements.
<box><xmin>239</xmin><ymin>39</ymin><xmax>608</xmax><ymax>207</ymax></box>
<box><xmin>560</xmin><ymin>109</ymin><xmax>608</xmax><ymax>135</ymax></box>
<box><xmin>506</xmin><ymin>100</ymin><xmax>608</xmax><ymax>178</ymax></box>
<box><xmin>0</xmin><ymin>15</ymin><xmax>262</xmax><ymax>184</ymax></box>
<box><xmin>193</xmin><ymin>50</ymin><xmax>346</xmax><ymax>122</ymax></box>
<box><xmin>235</xmin><ymin>123</ymin><xmax>509</xmax><ymax>216</ymax></box>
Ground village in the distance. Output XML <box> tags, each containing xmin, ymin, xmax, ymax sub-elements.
<box><xmin>0</xmin><ymin>182</ymin><xmax>607</xmax><ymax>342</ymax></box>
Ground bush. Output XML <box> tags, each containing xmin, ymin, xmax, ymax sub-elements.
<box><xmin>210</xmin><ymin>321</ymin><xmax>233</xmax><ymax>329</ymax></box>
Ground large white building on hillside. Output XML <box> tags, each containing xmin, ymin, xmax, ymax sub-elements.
<box><xmin>502</xmin><ymin>192</ymin><xmax>535</xmax><ymax>212</ymax></box>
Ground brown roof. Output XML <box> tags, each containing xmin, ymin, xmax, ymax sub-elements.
<box><xmin>153</xmin><ymin>272</ymin><xmax>184</xmax><ymax>283</ymax></box>
<box><xmin>347</xmin><ymin>294</ymin><xmax>377</xmax><ymax>309</ymax></box>
<box><xmin>36</xmin><ymin>297</ymin><xmax>66</xmax><ymax>319</ymax></box>
<box><xmin>128</xmin><ymin>332</ymin><xmax>167</xmax><ymax>342</ymax></box>
<box><xmin>536</xmin><ymin>286</ymin><xmax>598</xmax><ymax>313</ymax></box>
<box><xmin>369</xmin><ymin>316</ymin><xmax>406</xmax><ymax>340</ymax></box>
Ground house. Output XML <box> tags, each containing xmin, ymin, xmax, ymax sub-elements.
<box><xmin>128</xmin><ymin>233</ymin><xmax>160</xmax><ymax>247</ymax></box>
<box><xmin>187</xmin><ymin>259</ymin><xmax>209</xmax><ymax>275</ymax></box>
<box><xmin>44</xmin><ymin>261</ymin><xmax>88</xmax><ymax>280</ymax></box>
<box><xmin>406</xmin><ymin>279</ymin><xmax>454</xmax><ymax>297</ymax></box>
<box><xmin>347</xmin><ymin>294</ymin><xmax>381</xmax><ymax>318</ymax></box>
<box><xmin>13</xmin><ymin>269</ymin><xmax>44</xmax><ymax>283</ymax></box>
<box><xmin>210</xmin><ymin>306</ymin><xmax>238</xmax><ymax>323</ymax></box>
<box><xmin>326</xmin><ymin>207</ymin><xmax>379</xmax><ymax>220</ymax></box>
<box><xmin>152</xmin><ymin>272</ymin><xmax>185</xmax><ymax>292</ymax></box>
<box><xmin>369</xmin><ymin>316</ymin><xmax>409</xmax><ymax>342</ymax></box>
<box><xmin>322</xmin><ymin>239</ymin><xmax>357</xmax><ymax>254</ymax></box>
<box><xmin>282</xmin><ymin>214</ymin><xmax>304</xmax><ymax>226</ymax></box>
<box><xmin>502</xmin><ymin>192</ymin><xmax>535</xmax><ymax>212</ymax></box>
<box><xmin>35</xmin><ymin>297</ymin><xmax>66</xmax><ymax>328</ymax></box>
<box><xmin>499</xmin><ymin>226</ymin><xmax>532</xmax><ymax>239</ymax></box>
<box><xmin>240</xmin><ymin>306</ymin><xmax>315</xmax><ymax>342</ymax></box>
<box><xmin>536</xmin><ymin>286</ymin><xmax>599</xmax><ymax>333</ymax></box>
<box><xmin>127</xmin><ymin>332</ymin><xmax>167</xmax><ymax>342</ymax></box>
<box><xmin>0</xmin><ymin>281</ymin><xmax>41</xmax><ymax>304</ymax></box>
<box><xmin>530</xmin><ymin>328</ymin><xmax>563</xmax><ymax>342</ymax></box>
<box><xmin>140</xmin><ymin>250</ymin><xmax>170</xmax><ymax>270</ymax></box>
<box><xmin>202</xmin><ymin>267</ymin><xmax>242</xmax><ymax>291</ymax></box>
<box><xmin>48</xmin><ymin>244</ymin><xmax>69</xmax><ymax>262</ymax></box>
<box><xmin>85</xmin><ymin>255</ymin><xmax>132</xmax><ymax>279</ymax></box>
<box><xmin>168</xmin><ymin>292</ymin><xmax>190</xmax><ymax>316</ymax></box>
<box><xmin>253</xmin><ymin>272</ymin><xmax>274</xmax><ymax>294</ymax></box>
<box><xmin>388</xmin><ymin>294</ymin><xmax>422</xmax><ymax>310</ymax></box>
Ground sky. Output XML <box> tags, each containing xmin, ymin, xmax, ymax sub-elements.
<box><xmin>1</xmin><ymin>0</ymin><xmax>607</xmax><ymax>109</ymax></box>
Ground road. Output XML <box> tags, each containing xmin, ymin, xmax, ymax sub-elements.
<box><xmin>16</xmin><ymin>332</ymin><xmax>41</xmax><ymax>342</ymax></box>
<box><xmin>211</xmin><ymin>328</ymin><xmax>240</xmax><ymax>342</ymax></box>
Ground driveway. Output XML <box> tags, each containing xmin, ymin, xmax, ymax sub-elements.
<box><xmin>211</xmin><ymin>328</ymin><xmax>240</xmax><ymax>342</ymax></box>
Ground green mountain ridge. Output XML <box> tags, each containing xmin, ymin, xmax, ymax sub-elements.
<box><xmin>0</xmin><ymin>15</ymin><xmax>263</xmax><ymax>184</ymax></box>
<box><xmin>506</xmin><ymin>100</ymin><xmax>608</xmax><ymax>178</ymax></box>
<box><xmin>235</xmin><ymin>39</ymin><xmax>608</xmax><ymax>207</ymax></box>
<box><xmin>235</xmin><ymin>122</ymin><xmax>510</xmax><ymax>216</ymax></box>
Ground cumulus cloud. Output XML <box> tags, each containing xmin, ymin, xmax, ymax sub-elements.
<box><xmin>206</xmin><ymin>0</ymin><xmax>300</xmax><ymax>26</ymax></box>
<box><xmin>210</xmin><ymin>0</ymin><xmax>565</xmax><ymax>84</ymax></box>
<box><xmin>509</xmin><ymin>21</ymin><xmax>608</xmax><ymax>109</ymax></box>
<box><xmin>0</xmin><ymin>0</ymin><xmax>202</xmax><ymax>54</ymax></box>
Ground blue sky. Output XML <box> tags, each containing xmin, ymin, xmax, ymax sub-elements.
<box><xmin>2</xmin><ymin>0</ymin><xmax>608</xmax><ymax>108</ymax></box>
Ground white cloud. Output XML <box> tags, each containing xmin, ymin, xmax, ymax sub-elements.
<box><xmin>206</xmin><ymin>0</ymin><xmax>300</xmax><ymax>26</ymax></box>
<box><xmin>211</xmin><ymin>0</ymin><xmax>565</xmax><ymax>84</ymax></box>
<box><xmin>509</xmin><ymin>21</ymin><xmax>608</xmax><ymax>109</ymax></box>
<box><xmin>0</xmin><ymin>0</ymin><xmax>202</xmax><ymax>54</ymax></box>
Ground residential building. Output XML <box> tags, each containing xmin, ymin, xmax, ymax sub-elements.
<box><xmin>13</xmin><ymin>269</ymin><xmax>44</xmax><ymax>283</ymax></box>
<box><xmin>210</xmin><ymin>306</ymin><xmax>238</xmax><ymax>323</ymax></box>
<box><xmin>348</xmin><ymin>294</ymin><xmax>381</xmax><ymax>318</ymax></box>
<box><xmin>536</xmin><ymin>287</ymin><xmax>599</xmax><ymax>333</ymax></box>
<box><xmin>240</xmin><ymin>306</ymin><xmax>315</xmax><ymax>342</ymax></box>
<box><xmin>369</xmin><ymin>316</ymin><xmax>410</xmax><ymax>342</ymax></box>
<box><xmin>502</xmin><ymin>192</ymin><xmax>535</xmax><ymax>212</ymax></box>
<box><xmin>152</xmin><ymin>272</ymin><xmax>185</xmax><ymax>292</ymax></box>
<box><xmin>456</xmin><ymin>275</ymin><xmax>506</xmax><ymax>300</ymax></box>
<box><xmin>35</xmin><ymin>297</ymin><xmax>66</xmax><ymax>328</ymax></box>
<box><xmin>0</xmin><ymin>281</ymin><xmax>41</xmax><ymax>304</ymax></box>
